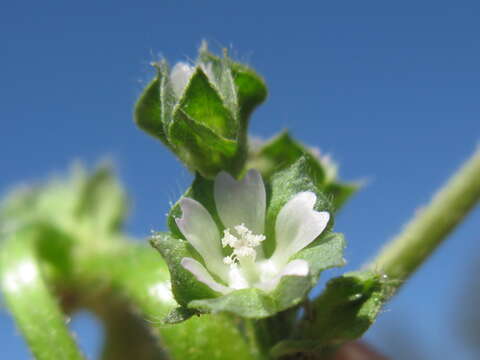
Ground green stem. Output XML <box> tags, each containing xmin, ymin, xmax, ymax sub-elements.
<box><xmin>93</xmin><ymin>297</ymin><xmax>167</xmax><ymax>360</ymax></box>
<box><xmin>76</xmin><ymin>242</ymin><xmax>257</xmax><ymax>360</ymax></box>
<box><xmin>370</xmin><ymin>147</ymin><xmax>480</xmax><ymax>289</ymax></box>
<box><xmin>0</xmin><ymin>228</ymin><xmax>84</xmax><ymax>360</ymax></box>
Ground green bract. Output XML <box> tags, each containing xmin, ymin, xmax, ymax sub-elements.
<box><xmin>248</xmin><ymin>132</ymin><xmax>359</xmax><ymax>211</ymax></box>
<box><xmin>271</xmin><ymin>271</ymin><xmax>388</xmax><ymax>358</ymax></box>
<box><xmin>134</xmin><ymin>42</ymin><xmax>267</xmax><ymax>178</ymax></box>
<box><xmin>0</xmin><ymin>164</ymin><xmax>127</xmax><ymax>244</ymax></box>
<box><xmin>150</xmin><ymin>157</ymin><xmax>346</xmax><ymax>319</ymax></box>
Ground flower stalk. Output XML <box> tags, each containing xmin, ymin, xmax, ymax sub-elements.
<box><xmin>370</xmin><ymin>147</ymin><xmax>480</xmax><ymax>291</ymax></box>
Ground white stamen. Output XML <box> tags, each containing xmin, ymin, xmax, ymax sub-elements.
<box><xmin>221</xmin><ymin>224</ymin><xmax>266</xmax><ymax>267</ymax></box>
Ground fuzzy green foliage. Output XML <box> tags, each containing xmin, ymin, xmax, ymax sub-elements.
<box><xmin>270</xmin><ymin>271</ymin><xmax>387</xmax><ymax>358</ymax></box>
<box><xmin>248</xmin><ymin>132</ymin><xmax>359</xmax><ymax>211</ymax></box>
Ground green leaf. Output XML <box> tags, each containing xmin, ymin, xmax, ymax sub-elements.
<box><xmin>75</xmin><ymin>166</ymin><xmax>127</xmax><ymax>235</ymax></box>
<box><xmin>149</xmin><ymin>232</ymin><xmax>218</xmax><ymax>307</ymax></box>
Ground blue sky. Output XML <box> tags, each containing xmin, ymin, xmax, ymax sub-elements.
<box><xmin>1</xmin><ymin>1</ymin><xmax>480</xmax><ymax>358</ymax></box>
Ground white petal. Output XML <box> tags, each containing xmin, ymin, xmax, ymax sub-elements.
<box><xmin>176</xmin><ymin>197</ymin><xmax>227</xmax><ymax>280</ymax></box>
<box><xmin>271</xmin><ymin>192</ymin><xmax>330</xmax><ymax>266</ymax></box>
<box><xmin>170</xmin><ymin>62</ymin><xmax>194</xmax><ymax>98</ymax></box>
<box><xmin>257</xmin><ymin>259</ymin><xmax>309</xmax><ymax>292</ymax></box>
<box><xmin>228</xmin><ymin>266</ymin><xmax>249</xmax><ymax>290</ymax></box>
<box><xmin>280</xmin><ymin>259</ymin><xmax>309</xmax><ymax>276</ymax></box>
<box><xmin>214</xmin><ymin>169</ymin><xmax>266</xmax><ymax>234</ymax></box>
<box><xmin>181</xmin><ymin>258</ymin><xmax>231</xmax><ymax>294</ymax></box>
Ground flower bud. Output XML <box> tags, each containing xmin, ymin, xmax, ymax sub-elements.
<box><xmin>134</xmin><ymin>43</ymin><xmax>267</xmax><ymax>178</ymax></box>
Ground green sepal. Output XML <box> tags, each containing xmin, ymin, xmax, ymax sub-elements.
<box><xmin>199</xmin><ymin>42</ymin><xmax>267</xmax><ymax>122</ymax></box>
<box><xmin>248</xmin><ymin>132</ymin><xmax>359</xmax><ymax>211</ymax></box>
<box><xmin>292</xmin><ymin>232</ymin><xmax>346</xmax><ymax>276</ymax></box>
<box><xmin>230</xmin><ymin>62</ymin><xmax>268</xmax><ymax>121</ymax></box>
<box><xmin>163</xmin><ymin>306</ymin><xmax>195</xmax><ymax>325</ymax></box>
<box><xmin>264</xmin><ymin>155</ymin><xmax>333</xmax><ymax>257</ymax></box>
<box><xmin>189</xmin><ymin>288</ymin><xmax>276</xmax><ymax>318</ymax></box>
<box><xmin>169</xmin><ymin>110</ymin><xmax>237</xmax><ymax>177</ymax></box>
<box><xmin>187</xmin><ymin>233</ymin><xmax>345</xmax><ymax>319</ymax></box>
<box><xmin>272</xmin><ymin>232</ymin><xmax>345</xmax><ymax>311</ymax></box>
<box><xmin>324</xmin><ymin>182</ymin><xmax>359</xmax><ymax>212</ymax></box>
<box><xmin>149</xmin><ymin>232</ymin><xmax>218</xmax><ymax>307</ymax></box>
<box><xmin>269</xmin><ymin>340</ymin><xmax>321</xmax><ymax>359</ymax></box>
<box><xmin>303</xmin><ymin>270</ymin><xmax>386</xmax><ymax>343</ymax></box>
<box><xmin>271</xmin><ymin>271</ymin><xmax>386</xmax><ymax>357</ymax></box>
<box><xmin>165</xmin><ymin>66</ymin><xmax>243</xmax><ymax>177</ymax></box>
<box><xmin>134</xmin><ymin>60</ymin><xmax>176</xmax><ymax>151</ymax></box>
<box><xmin>197</xmin><ymin>44</ymin><xmax>238</xmax><ymax>116</ymax></box>
<box><xmin>248</xmin><ymin>132</ymin><xmax>309</xmax><ymax>180</ymax></box>
<box><xmin>133</xmin><ymin>70</ymin><xmax>168</xmax><ymax>145</ymax></box>
<box><xmin>198</xmin><ymin>43</ymin><xmax>267</xmax><ymax>173</ymax></box>
<box><xmin>174</xmin><ymin>67</ymin><xmax>237</xmax><ymax>139</ymax></box>
<box><xmin>167</xmin><ymin>174</ymin><xmax>221</xmax><ymax>240</ymax></box>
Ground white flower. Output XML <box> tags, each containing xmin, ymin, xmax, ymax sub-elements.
<box><xmin>176</xmin><ymin>170</ymin><xmax>330</xmax><ymax>294</ymax></box>
<box><xmin>170</xmin><ymin>61</ymin><xmax>215</xmax><ymax>99</ymax></box>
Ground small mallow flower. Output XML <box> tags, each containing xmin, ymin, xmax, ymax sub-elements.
<box><xmin>176</xmin><ymin>169</ymin><xmax>330</xmax><ymax>294</ymax></box>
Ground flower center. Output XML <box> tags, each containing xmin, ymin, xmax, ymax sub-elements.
<box><xmin>221</xmin><ymin>224</ymin><xmax>265</xmax><ymax>266</ymax></box>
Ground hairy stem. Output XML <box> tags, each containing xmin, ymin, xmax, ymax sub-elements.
<box><xmin>76</xmin><ymin>242</ymin><xmax>257</xmax><ymax>360</ymax></box>
<box><xmin>370</xmin><ymin>147</ymin><xmax>480</xmax><ymax>289</ymax></box>
<box><xmin>0</xmin><ymin>228</ymin><xmax>84</xmax><ymax>360</ymax></box>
